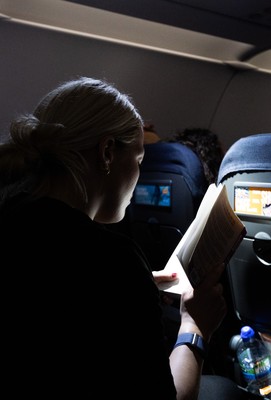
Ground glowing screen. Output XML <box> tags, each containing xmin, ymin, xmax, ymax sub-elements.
<box><xmin>134</xmin><ymin>182</ymin><xmax>172</xmax><ymax>208</ymax></box>
<box><xmin>234</xmin><ymin>185</ymin><xmax>271</xmax><ymax>217</ymax></box>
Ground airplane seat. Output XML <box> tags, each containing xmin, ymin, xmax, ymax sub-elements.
<box><xmin>217</xmin><ymin>133</ymin><xmax>271</xmax><ymax>335</ymax></box>
<box><xmin>127</xmin><ymin>141</ymin><xmax>208</xmax><ymax>271</ymax></box>
<box><xmin>216</xmin><ymin>133</ymin><xmax>271</xmax><ymax>393</ymax></box>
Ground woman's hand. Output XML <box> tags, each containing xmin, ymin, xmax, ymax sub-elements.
<box><xmin>180</xmin><ymin>263</ymin><xmax>227</xmax><ymax>342</ymax></box>
<box><xmin>152</xmin><ymin>270</ymin><xmax>179</xmax><ymax>306</ymax></box>
<box><xmin>152</xmin><ymin>270</ymin><xmax>178</xmax><ymax>284</ymax></box>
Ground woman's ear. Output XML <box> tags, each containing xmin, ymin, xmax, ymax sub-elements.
<box><xmin>98</xmin><ymin>136</ymin><xmax>115</xmax><ymax>175</ymax></box>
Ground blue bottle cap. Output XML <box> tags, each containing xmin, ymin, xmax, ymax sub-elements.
<box><xmin>240</xmin><ymin>326</ymin><xmax>255</xmax><ymax>340</ymax></box>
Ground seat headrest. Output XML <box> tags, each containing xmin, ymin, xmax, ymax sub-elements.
<box><xmin>142</xmin><ymin>142</ymin><xmax>208</xmax><ymax>199</ymax></box>
<box><xmin>217</xmin><ymin>133</ymin><xmax>271</xmax><ymax>184</ymax></box>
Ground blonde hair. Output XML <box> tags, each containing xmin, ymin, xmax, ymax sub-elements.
<box><xmin>0</xmin><ymin>77</ymin><xmax>143</xmax><ymax>202</ymax></box>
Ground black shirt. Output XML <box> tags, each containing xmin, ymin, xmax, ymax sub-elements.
<box><xmin>1</xmin><ymin>196</ymin><xmax>176</xmax><ymax>399</ymax></box>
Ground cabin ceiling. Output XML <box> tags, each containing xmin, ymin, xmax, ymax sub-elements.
<box><xmin>1</xmin><ymin>0</ymin><xmax>271</xmax><ymax>71</ymax></box>
<box><xmin>66</xmin><ymin>0</ymin><xmax>271</xmax><ymax>47</ymax></box>
<box><xmin>66</xmin><ymin>0</ymin><xmax>271</xmax><ymax>70</ymax></box>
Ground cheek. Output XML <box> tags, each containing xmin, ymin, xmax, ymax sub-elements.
<box><xmin>132</xmin><ymin>165</ymin><xmax>140</xmax><ymax>184</ymax></box>
<box><xmin>123</xmin><ymin>164</ymin><xmax>140</xmax><ymax>196</ymax></box>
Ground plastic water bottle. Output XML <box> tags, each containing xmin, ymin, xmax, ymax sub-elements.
<box><xmin>236</xmin><ymin>326</ymin><xmax>271</xmax><ymax>398</ymax></box>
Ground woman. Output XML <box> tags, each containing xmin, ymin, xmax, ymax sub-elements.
<box><xmin>0</xmin><ymin>77</ymin><xmax>228</xmax><ymax>399</ymax></box>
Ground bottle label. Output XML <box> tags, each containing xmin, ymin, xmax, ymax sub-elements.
<box><xmin>254</xmin><ymin>357</ymin><xmax>271</xmax><ymax>379</ymax></box>
<box><xmin>241</xmin><ymin>354</ymin><xmax>271</xmax><ymax>382</ymax></box>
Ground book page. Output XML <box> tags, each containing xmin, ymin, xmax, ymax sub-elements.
<box><xmin>161</xmin><ymin>184</ymin><xmax>219</xmax><ymax>272</ymax></box>
<box><xmin>157</xmin><ymin>183</ymin><xmax>246</xmax><ymax>294</ymax></box>
<box><xmin>177</xmin><ymin>183</ymin><xmax>222</xmax><ymax>267</ymax></box>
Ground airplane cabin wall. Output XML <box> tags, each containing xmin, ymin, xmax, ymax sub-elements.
<box><xmin>211</xmin><ymin>70</ymin><xmax>271</xmax><ymax>149</ymax></box>
<box><xmin>1</xmin><ymin>20</ymin><xmax>271</xmax><ymax>151</ymax></box>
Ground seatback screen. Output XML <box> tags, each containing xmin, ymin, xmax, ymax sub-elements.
<box><xmin>133</xmin><ymin>181</ymin><xmax>172</xmax><ymax>208</ymax></box>
<box><xmin>234</xmin><ymin>183</ymin><xmax>271</xmax><ymax>218</ymax></box>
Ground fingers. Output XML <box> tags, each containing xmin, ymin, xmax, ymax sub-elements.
<box><xmin>180</xmin><ymin>263</ymin><xmax>228</xmax><ymax>340</ymax></box>
<box><xmin>152</xmin><ymin>270</ymin><xmax>178</xmax><ymax>284</ymax></box>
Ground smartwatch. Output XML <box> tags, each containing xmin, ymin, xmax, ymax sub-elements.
<box><xmin>173</xmin><ymin>333</ymin><xmax>208</xmax><ymax>360</ymax></box>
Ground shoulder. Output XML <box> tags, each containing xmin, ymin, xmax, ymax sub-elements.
<box><xmin>1</xmin><ymin>195</ymin><xmax>154</xmax><ymax>278</ymax></box>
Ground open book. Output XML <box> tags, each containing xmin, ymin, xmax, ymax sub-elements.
<box><xmin>157</xmin><ymin>183</ymin><xmax>247</xmax><ymax>295</ymax></box>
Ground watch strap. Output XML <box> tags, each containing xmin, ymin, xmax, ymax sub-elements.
<box><xmin>173</xmin><ymin>333</ymin><xmax>208</xmax><ymax>359</ymax></box>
